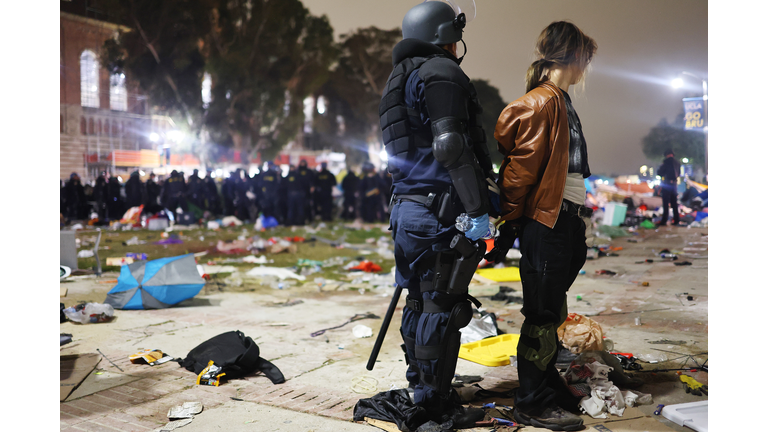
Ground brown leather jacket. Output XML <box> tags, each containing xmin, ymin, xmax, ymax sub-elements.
<box><xmin>494</xmin><ymin>81</ymin><xmax>570</xmax><ymax>229</ymax></box>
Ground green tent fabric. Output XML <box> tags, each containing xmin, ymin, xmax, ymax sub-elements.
<box><xmin>186</xmin><ymin>200</ymin><xmax>204</xmax><ymax>219</ymax></box>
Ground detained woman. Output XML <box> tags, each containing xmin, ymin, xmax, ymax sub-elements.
<box><xmin>487</xmin><ymin>21</ymin><xmax>597</xmax><ymax>431</ymax></box>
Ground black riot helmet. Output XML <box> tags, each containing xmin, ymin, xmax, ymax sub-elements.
<box><xmin>402</xmin><ymin>1</ymin><xmax>472</xmax><ymax>46</ymax></box>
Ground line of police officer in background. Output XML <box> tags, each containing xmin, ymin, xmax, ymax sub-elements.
<box><xmin>60</xmin><ymin>159</ymin><xmax>394</xmax><ymax>226</ymax></box>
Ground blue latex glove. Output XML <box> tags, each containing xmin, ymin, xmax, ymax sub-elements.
<box><xmin>465</xmin><ymin>213</ymin><xmax>490</xmax><ymax>241</ymax></box>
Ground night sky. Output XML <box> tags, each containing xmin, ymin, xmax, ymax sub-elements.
<box><xmin>301</xmin><ymin>0</ymin><xmax>708</xmax><ymax>175</ymax></box>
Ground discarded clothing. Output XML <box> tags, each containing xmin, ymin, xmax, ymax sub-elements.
<box><xmin>564</xmin><ymin>360</ymin><xmax>652</xmax><ymax>419</ymax></box>
<box><xmin>349</xmin><ymin>261</ymin><xmax>382</xmax><ymax>272</ymax></box>
<box><xmin>353</xmin><ymin>389</ymin><xmax>430</xmax><ymax>432</ymax></box>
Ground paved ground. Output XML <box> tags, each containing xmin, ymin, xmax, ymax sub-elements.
<box><xmin>59</xmin><ymin>223</ymin><xmax>708</xmax><ymax>432</ymax></box>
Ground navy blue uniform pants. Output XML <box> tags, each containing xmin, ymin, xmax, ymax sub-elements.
<box><xmin>514</xmin><ymin>210</ymin><xmax>587</xmax><ymax>415</ymax></box>
<box><xmin>390</xmin><ymin>200</ymin><xmax>463</xmax><ymax>410</ymax></box>
<box><xmin>287</xmin><ymin>191</ymin><xmax>306</xmax><ymax>226</ymax></box>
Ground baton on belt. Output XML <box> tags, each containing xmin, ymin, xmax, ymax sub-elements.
<box><xmin>366</xmin><ymin>284</ymin><xmax>403</xmax><ymax>371</ymax></box>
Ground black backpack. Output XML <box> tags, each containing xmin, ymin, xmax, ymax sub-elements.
<box><xmin>177</xmin><ymin>330</ymin><xmax>285</xmax><ymax>384</ymax></box>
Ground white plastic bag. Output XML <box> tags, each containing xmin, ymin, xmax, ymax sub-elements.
<box><xmin>459</xmin><ymin>314</ymin><xmax>498</xmax><ymax>345</ymax></box>
<box><xmin>62</xmin><ymin>303</ymin><xmax>114</xmax><ymax>324</ymax></box>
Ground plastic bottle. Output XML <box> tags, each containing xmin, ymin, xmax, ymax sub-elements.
<box><xmin>455</xmin><ymin>213</ymin><xmax>497</xmax><ymax>239</ymax></box>
<box><xmin>659</xmin><ymin>253</ymin><xmax>678</xmax><ymax>260</ymax></box>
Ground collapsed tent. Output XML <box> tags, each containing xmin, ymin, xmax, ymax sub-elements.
<box><xmin>105</xmin><ymin>254</ymin><xmax>205</xmax><ymax>310</ymax></box>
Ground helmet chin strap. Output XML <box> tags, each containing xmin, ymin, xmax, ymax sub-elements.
<box><xmin>457</xmin><ymin>39</ymin><xmax>467</xmax><ymax>64</ymax></box>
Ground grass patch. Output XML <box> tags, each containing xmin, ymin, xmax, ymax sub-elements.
<box><xmin>73</xmin><ymin>221</ymin><xmax>395</xmax><ymax>282</ymax></box>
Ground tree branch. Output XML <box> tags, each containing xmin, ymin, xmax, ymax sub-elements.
<box><xmin>129</xmin><ymin>0</ymin><xmax>194</xmax><ymax>127</ymax></box>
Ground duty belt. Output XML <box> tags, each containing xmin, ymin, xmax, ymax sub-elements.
<box><xmin>391</xmin><ymin>192</ymin><xmax>438</xmax><ymax>210</ymax></box>
<box><xmin>561</xmin><ymin>200</ymin><xmax>593</xmax><ymax>218</ymax></box>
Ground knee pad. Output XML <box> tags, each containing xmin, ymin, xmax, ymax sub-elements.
<box><xmin>517</xmin><ymin>322</ymin><xmax>558</xmax><ymax>372</ymax></box>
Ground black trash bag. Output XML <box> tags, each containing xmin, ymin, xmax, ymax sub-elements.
<box><xmin>177</xmin><ymin>330</ymin><xmax>285</xmax><ymax>384</ymax></box>
<box><xmin>353</xmin><ymin>389</ymin><xmax>430</xmax><ymax>432</ymax></box>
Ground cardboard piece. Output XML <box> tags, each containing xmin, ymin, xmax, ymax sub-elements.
<box><xmin>60</xmin><ymin>354</ymin><xmax>101</xmax><ymax>401</ymax></box>
<box><xmin>583</xmin><ymin>407</ymin><xmax>645</xmax><ymax>425</ymax></box>
<box><xmin>364</xmin><ymin>417</ymin><xmax>400</xmax><ymax>432</ymax></box>
<box><xmin>586</xmin><ymin>415</ymin><xmax>677</xmax><ymax>431</ymax></box>
<box><xmin>60</xmin><ymin>287</ymin><xmax>68</xmax><ymax>297</ymax></box>
<box><xmin>106</xmin><ymin>257</ymin><xmax>134</xmax><ymax>266</ymax></box>
<box><xmin>60</xmin><ymin>230</ymin><xmax>78</xmax><ymax>270</ymax></box>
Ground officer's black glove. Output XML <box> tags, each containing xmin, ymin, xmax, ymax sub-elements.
<box><xmin>484</xmin><ymin>221</ymin><xmax>520</xmax><ymax>263</ymax></box>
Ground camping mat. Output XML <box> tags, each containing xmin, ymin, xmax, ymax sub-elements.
<box><xmin>60</xmin><ymin>353</ymin><xmax>101</xmax><ymax>401</ymax></box>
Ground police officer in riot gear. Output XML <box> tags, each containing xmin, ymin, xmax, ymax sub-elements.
<box><xmin>380</xmin><ymin>1</ymin><xmax>493</xmax><ymax>427</ymax></box>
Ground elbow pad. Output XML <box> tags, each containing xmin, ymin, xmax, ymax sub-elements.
<box><xmin>432</xmin><ymin>117</ymin><xmax>490</xmax><ymax>217</ymax></box>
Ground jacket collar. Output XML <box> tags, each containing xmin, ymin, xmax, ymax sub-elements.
<box><xmin>539</xmin><ymin>80</ymin><xmax>565</xmax><ymax>98</ymax></box>
<box><xmin>392</xmin><ymin>38</ymin><xmax>457</xmax><ymax>65</ymax></box>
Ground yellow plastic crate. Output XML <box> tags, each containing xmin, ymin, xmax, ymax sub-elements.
<box><xmin>458</xmin><ymin>334</ymin><xmax>520</xmax><ymax>367</ymax></box>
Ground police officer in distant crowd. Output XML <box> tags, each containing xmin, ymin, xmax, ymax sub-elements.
<box><xmin>258</xmin><ymin>161</ymin><xmax>282</xmax><ymax>222</ymax></box>
<box><xmin>63</xmin><ymin>172</ymin><xmax>87</xmax><ymax>220</ymax></box>
<box><xmin>124</xmin><ymin>171</ymin><xmax>146</xmax><ymax>209</ymax></box>
<box><xmin>93</xmin><ymin>171</ymin><xmax>109</xmax><ymax>219</ymax></box>
<box><xmin>284</xmin><ymin>164</ymin><xmax>310</xmax><ymax>226</ymax></box>
<box><xmin>297</xmin><ymin>159</ymin><xmax>315</xmax><ymax>223</ymax></box>
<box><xmin>107</xmin><ymin>173</ymin><xmax>125</xmax><ymax>219</ymax></box>
<box><xmin>186</xmin><ymin>168</ymin><xmax>205</xmax><ymax>211</ymax></box>
<box><xmin>357</xmin><ymin>162</ymin><xmax>386</xmax><ymax>223</ymax></box>
<box><xmin>161</xmin><ymin>170</ymin><xmax>187</xmax><ymax>214</ymax></box>
<box><xmin>233</xmin><ymin>168</ymin><xmax>255</xmax><ymax>222</ymax></box>
<box><xmin>376</xmin><ymin>1</ymin><xmax>494</xmax><ymax>427</ymax></box>
<box><xmin>203</xmin><ymin>169</ymin><xmax>221</xmax><ymax>215</ymax></box>
<box><xmin>221</xmin><ymin>171</ymin><xmax>237</xmax><ymax>216</ymax></box>
<box><xmin>145</xmin><ymin>172</ymin><xmax>162</xmax><ymax>214</ymax></box>
<box><xmin>340</xmin><ymin>168</ymin><xmax>360</xmax><ymax>220</ymax></box>
<box><xmin>657</xmin><ymin>149</ymin><xmax>681</xmax><ymax>226</ymax></box>
<box><xmin>314</xmin><ymin>162</ymin><xmax>337</xmax><ymax>221</ymax></box>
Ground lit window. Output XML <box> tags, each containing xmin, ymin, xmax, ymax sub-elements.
<box><xmin>80</xmin><ymin>50</ymin><xmax>99</xmax><ymax>108</ymax></box>
<box><xmin>110</xmin><ymin>73</ymin><xmax>127</xmax><ymax>111</ymax></box>
<box><xmin>202</xmin><ymin>73</ymin><xmax>212</xmax><ymax>107</ymax></box>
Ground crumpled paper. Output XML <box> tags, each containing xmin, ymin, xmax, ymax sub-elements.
<box><xmin>564</xmin><ymin>360</ymin><xmax>653</xmax><ymax>419</ymax></box>
<box><xmin>168</xmin><ymin>401</ymin><xmax>203</xmax><ymax>419</ymax></box>
<box><xmin>557</xmin><ymin>313</ymin><xmax>604</xmax><ymax>353</ymax></box>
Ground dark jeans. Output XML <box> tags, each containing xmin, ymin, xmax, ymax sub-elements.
<box><xmin>515</xmin><ymin>210</ymin><xmax>587</xmax><ymax>414</ymax></box>
<box><xmin>660</xmin><ymin>184</ymin><xmax>680</xmax><ymax>225</ymax></box>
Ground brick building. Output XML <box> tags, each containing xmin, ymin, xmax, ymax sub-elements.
<box><xmin>60</xmin><ymin>1</ymin><xmax>174</xmax><ymax>182</ymax></box>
